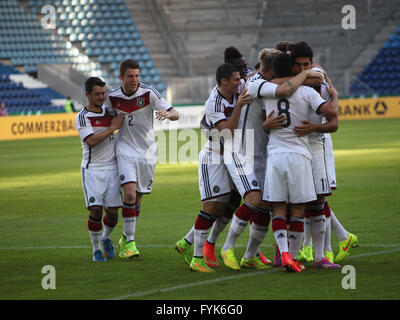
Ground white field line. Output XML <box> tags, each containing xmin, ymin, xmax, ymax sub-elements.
<box><xmin>105</xmin><ymin>247</ymin><xmax>400</xmax><ymax>300</ymax></box>
<box><xmin>0</xmin><ymin>243</ymin><xmax>400</xmax><ymax>250</ymax></box>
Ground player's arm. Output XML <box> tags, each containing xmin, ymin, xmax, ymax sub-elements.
<box><xmin>84</xmin><ymin>114</ymin><xmax>125</xmax><ymax>147</ymax></box>
<box><xmin>150</xmin><ymin>88</ymin><xmax>180</xmax><ymax>121</ymax></box>
<box><xmin>293</xmin><ymin>116</ymin><xmax>338</xmax><ymax>137</ymax></box>
<box><xmin>215</xmin><ymin>88</ymin><xmax>253</xmax><ymax>133</ymax></box>
<box><xmin>271</xmin><ymin>70</ymin><xmax>324</xmax><ymax>97</ymax></box>
<box><xmin>155</xmin><ymin>107</ymin><xmax>179</xmax><ymax>121</ymax></box>
<box><xmin>318</xmin><ymin>85</ymin><xmax>339</xmax><ymax>120</ymax></box>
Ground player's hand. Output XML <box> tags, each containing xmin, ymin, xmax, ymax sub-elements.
<box><xmin>111</xmin><ymin>113</ymin><xmax>125</xmax><ymax>130</ymax></box>
<box><xmin>155</xmin><ymin>110</ymin><xmax>170</xmax><ymax>121</ymax></box>
<box><xmin>306</xmin><ymin>70</ymin><xmax>324</xmax><ymax>81</ymax></box>
<box><xmin>262</xmin><ymin>110</ymin><xmax>286</xmax><ymax>131</ymax></box>
<box><xmin>326</xmin><ymin>85</ymin><xmax>338</xmax><ymax>98</ymax></box>
<box><xmin>237</xmin><ymin>88</ymin><xmax>253</xmax><ymax>107</ymax></box>
<box><xmin>293</xmin><ymin>120</ymin><xmax>316</xmax><ymax>136</ymax></box>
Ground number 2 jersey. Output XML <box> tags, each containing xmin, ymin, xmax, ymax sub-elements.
<box><xmin>105</xmin><ymin>84</ymin><xmax>172</xmax><ymax>161</ymax></box>
<box><xmin>262</xmin><ymin>85</ymin><xmax>326</xmax><ymax>160</ymax></box>
<box><xmin>75</xmin><ymin>105</ymin><xmax>116</xmax><ymax>169</ymax></box>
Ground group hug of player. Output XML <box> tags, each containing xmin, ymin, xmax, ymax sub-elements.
<box><xmin>75</xmin><ymin>41</ymin><xmax>358</xmax><ymax>272</ymax></box>
<box><xmin>175</xmin><ymin>42</ymin><xmax>359</xmax><ymax>273</ymax></box>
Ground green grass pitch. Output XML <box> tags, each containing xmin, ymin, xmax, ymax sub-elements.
<box><xmin>0</xmin><ymin>118</ymin><xmax>399</xmax><ymax>300</ymax></box>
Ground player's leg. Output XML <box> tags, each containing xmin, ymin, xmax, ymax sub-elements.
<box><xmin>180</xmin><ymin>150</ymin><xmax>230</xmax><ymax>271</ymax></box>
<box><xmin>288</xmin><ymin>205</ymin><xmax>305</xmax><ymax>268</ymax></box>
<box><xmin>271</xmin><ymin>204</ymin><xmax>300</xmax><ymax>272</ymax></box>
<box><xmin>241</xmin><ymin>203</ymin><xmax>271</xmax><ymax>270</ymax></box>
<box><xmin>221</xmin><ymin>152</ymin><xmax>261</xmax><ymax>269</ymax></box>
<box><xmin>102</xmin><ymin>207</ymin><xmax>118</xmax><ymax>259</ymax></box>
<box><xmin>190</xmin><ymin>199</ymin><xmax>229</xmax><ymax>273</ymax></box>
<box><xmin>307</xmin><ymin>199</ymin><xmax>326</xmax><ymax>264</ymax></box>
<box><xmin>299</xmin><ymin>209</ymin><xmax>313</xmax><ymax>261</ymax></box>
<box><xmin>286</xmin><ymin>153</ymin><xmax>318</xmax><ymax>271</ymax></box>
<box><xmin>119</xmin><ymin>182</ymin><xmax>139</xmax><ymax>258</ymax></box>
<box><xmin>88</xmin><ymin>206</ymin><xmax>106</xmax><ymax>262</ymax></box>
<box><xmin>81</xmin><ymin>167</ymin><xmax>107</xmax><ymax>261</ymax></box>
<box><xmin>101</xmin><ymin>170</ymin><xmax>122</xmax><ymax>259</ymax></box>
<box><xmin>204</xmin><ymin>189</ymin><xmax>240</xmax><ymax>267</ymax></box>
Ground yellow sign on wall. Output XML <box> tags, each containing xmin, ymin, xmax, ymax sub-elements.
<box><xmin>0</xmin><ymin>96</ymin><xmax>399</xmax><ymax>141</ymax></box>
<box><xmin>338</xmin><ymin>96</ymin><xmax>400</xmax><ymax>120</ymax></box>
<box><xmin>0</xmin><ymin>113</ymin><xmax>78</xmax><ymax>141</ymax></box>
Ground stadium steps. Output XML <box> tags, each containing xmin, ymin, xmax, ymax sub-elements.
<box><xmin>163</xmin><ymin>0</ymin><xmax>261</xmax><ymax>76</ymax></box>
<box><xmin>125</xmin><ymin>0</ymin><xmax>180</xmax><ymax>80</ymax></box>
<box><xmin>257</xmin><ymin>0</ymin><xmax>399</xmax><ymax>95</ymax></box>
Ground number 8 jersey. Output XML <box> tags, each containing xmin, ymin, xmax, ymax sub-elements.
<box><xmin>105</xmin><ymin>84</ymin><xmax>173</xmax><ymax>161</ymax></box>
<box><xmin>262</xmin><ymin>85</ymin><xmax>326</xmax><ymax>160</ymax></box>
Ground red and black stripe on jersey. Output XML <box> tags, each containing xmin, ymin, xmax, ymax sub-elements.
<box><xmin>109</xmin><ymin>91</ymin><xmax>151</xmax><ymax>113</ymax></box>
<box><xmin>88</xmin><ymin>113</ymin><xmax>112</xmax><ymax>127</ymax></box>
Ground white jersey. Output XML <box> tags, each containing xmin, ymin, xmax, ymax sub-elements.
<box><xmin>240</xmin><ymin>72</ymin><xmax>278</xmax><ymax>158</ymax></box>
<box><xmin>203</xmin><ymin>86</ymin><xmax>238</xmax><ymax>152</ymax></box>
<box><xmin>105</xmin><ymin>84</ymin><xmax>172</xmax><ymax>161</ymax></box>
<box><xmin>309</xmin><ymin>81</ymin><xmax>331</xmax><ymax>144</ymax></box>
<box><xmin>263</xmin><ymin>85</ymin><xmax>326</xmax><ymax>160</ymax></box>
<box><xmin>75</xmin><ymin>105</ymin><xmax>116</xmax><ymax>169</ymax></box>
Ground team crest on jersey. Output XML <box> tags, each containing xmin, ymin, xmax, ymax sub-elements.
<box><xmin>136</xmin><ymin>96</ymin><xmax>146</xmax><ymax>108</ymax></box>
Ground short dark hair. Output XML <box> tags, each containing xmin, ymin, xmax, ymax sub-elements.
<box><xmin>274</xmin><ymin>41</ymin><xmax>293</xmax><ymax>53</ymax></box>
<box><xmin>119</xmin><ymin>59</ymin><xmax>140</xmax><ymax>77</ymax></box>
<box><xmin>224</xmin><ymin>46</ymin><xmax>243</xmax><ymax>64</ymax></box>
<box><xmin>85</xmin><ymin>77</ymin><xmax>105</xmax><ymax>94</ymax></box>
<box><xmin>291</xmin><ymin>41</ymin><xmax>313</xmax><ymax>62</ymax></box>
<box><xmin>273</xmin><ymin>53</ymin><xmax>293</xmax><ymax>78</ymax></box>
<box><xmin>216</xmin><ymin>63</ymin><xmax>238</xmax><ymax>86</ymax></box>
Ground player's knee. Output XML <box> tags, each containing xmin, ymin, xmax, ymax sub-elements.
<box><xmin>244</xmin><ymin>191</ymin><xmax>261</xmax><ymax>208</ymax></box>
<box><xmin>124</xmin><ymin>192</ymin><xmax>136</xmax><ymax>204</ymax></box>
<box><xmin>89</xmin><ymin>206</ymin><xmax>103</xmax><ymax>221</ymax></box>
<box><xmin>105</xmin><ymin>207</ymin><xmax>118</xmax><ymax>219</ymax></box>
<box><xmin>201</xmin><ymin>199</ymin><xmax>227</xmax><ymax>216</ymax></box>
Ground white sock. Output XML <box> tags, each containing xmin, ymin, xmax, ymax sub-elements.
<box><xmin>222</xmin><ymin>215</ymin><xmax>248</xmax><ymax>252</ymax></box>
<box><xmin>101</xmin><ymin>216</ymin><xmax>117</xmax><ymax>241</ymax></box>
<box><xmin>89</xmin><ymin>230</ymin><xmax>102</xmax><ymax>253</ymax></box>
<box><xmin>207</xmin><ymin>215</ymin><xmax>230</xmax><ymax>244</ymax></box>
<box><xmin>184</xmin><ymin>226</ymin><xmax>195</xmax><ymax>244</ymax></box>
<box><xmin>310</xmin><ymin>215</ymin><xmax>326</xmax><ymax>262</ymax></box>
<box><xmin>101</xmin><ymin>225</ymin><xmax>114</xmax><ymax>241</ymax></box>
<box><xmin>194</xmin><ymin>228</ymin><xmax>208</xmax><ymax>257</ymax></box>
<box><xmin>330</xmin><ymin>210</ymin><xmax>348</xmax><ymax>241</ymax></box>
<box><xmin>324</xmin><ymin>215</ymin><xmax>332</xmax><ymax>252</ymax></box>
<box><xmin>303</xmin><ymin>217</ymin><xmax>312</xmax><ymax>247</ymax></box>
<box><xmin>273</xmin><ymin>229</ymin><xmax>288</xmax><ymax>253</ymax></box>
<box><xmin>123</xmin><ymin>216</ymin><xmax>137</xmax><ymax>242</ymax></box>
<box><xmin>244</xmin><ymin>222</ymin><xmax>268</xmax><ymax>259</ymax></box>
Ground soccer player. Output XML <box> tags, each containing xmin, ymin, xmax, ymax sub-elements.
<box><xmin>286</xmin><ymin>41</ymin><xmax>341</xmax><ymax>269</ymax></box>
<box><xmin>218</xmin><ymin>48</ymin><xmax>326</xmax><ymax>271</ymax></box>
<box><xmin>105</xmin><ymin>59</ymin><xmax>179</xmax><ymax>259</ymax></box>
<box><xmin>176</xmin><ymin>63</ymin><xmax>255</xmax><ymax>272</ymax></box>
<box><xmin>290</xmin><ymin>42</ymin><xmax>358</xmax><ymax>264</ymax></box>
<box><xmin>75</xmin><ymin>77</ymin><xmax>125</xmax><ymax>262</ymax></box>
<box><xmin>262</xmin><ymin>53</ymin><xmax>339</xmax><ymax>272</ymax></box>
<box><xmin>224</xmin><ymin>46</ymin><xmax>254</xmax><ymax>79</ymax></box>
